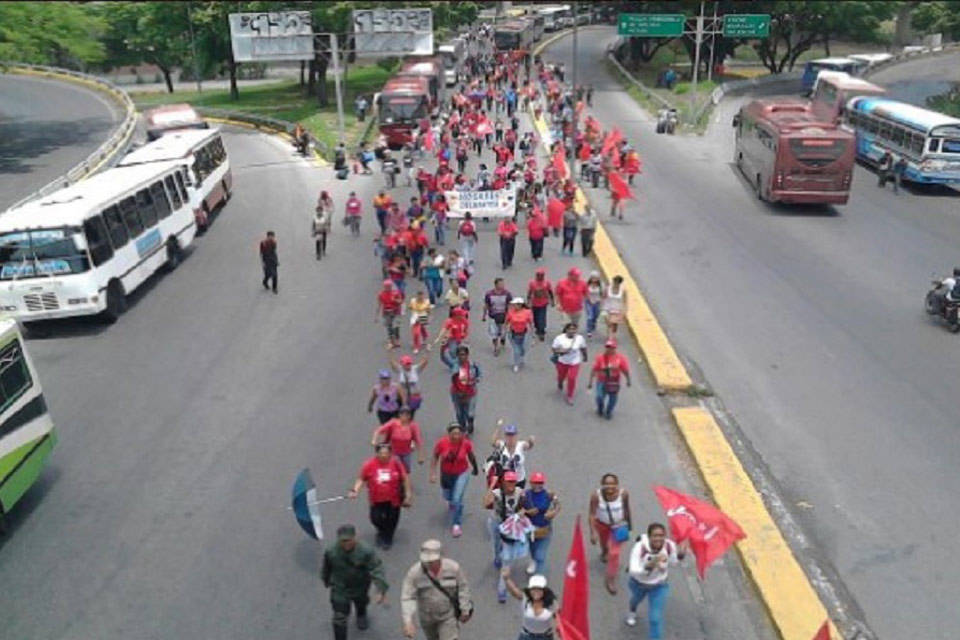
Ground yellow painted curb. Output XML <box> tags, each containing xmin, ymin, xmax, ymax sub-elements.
<box><xmin>673</xmin><ymin>407</ymin><xmax>840</xmax><ymax>640</ymax></box>
<box><xmin>205</xmin><ymin>115</ymin><xmax>328</xmax><ymax>168</ymax></box>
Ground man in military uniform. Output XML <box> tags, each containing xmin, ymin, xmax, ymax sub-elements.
<box><xmin>401</xmin><ymin>539</ymin><xmax>473</xmax><ymax>640</ymax></box>
<box><xmin>321</xmin><ymin>524</ymin><xmax>388</xmax><ymax>640</ymax></box>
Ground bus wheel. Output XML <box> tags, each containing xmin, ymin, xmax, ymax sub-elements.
<box><xmin>165</xmin><ymin>238</ymin><xmax>183</xmax><ymax>271</ymax></box>
<box><xmin>102</xmin><ymin>280</ymin><xmax>127</xmax><ymax>324</ymax></box>
<box><xmin>756</xmin><ymin>175</ymin><xmax>765</xmax><ymax>201</ymax></box>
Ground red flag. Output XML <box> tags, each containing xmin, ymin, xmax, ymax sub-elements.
<box><xmin>578</xmin><ymin>143</ymin><xmax>592</xmax><ymax>162</ymax></box>
<box><xmin>608</xmin><ymin>171</ymin><xmax>635</xmax><ymax>201</ymax></box>
<box><xmin>558</xmin><ymin>516</ymin><xmax>590</xmax><ymax>640</ymax></box>
<box><xmin>546</xmin><ymin>197</ymin><xmax>565</xmax><ymax>229</ymax></box>
<box><xmin>812</xmin><ymin>621</ymin><xmax>832</xmax><ymax>640</ymax></box>
<box><xmin>551</xmin><ymin>146</ymin><xmax>569</xmax><ymax>180</ymax></box>
<box><xmin>601</xmin><ymin>127</ymin><xmax>622</xmax><ymax>155</ymax></box>
<box><xmin>423</xmin><ymin>129</ymin><xmax>435</xmax><ymax>152</ymax></box>
<box><xmin>654</xmin><ymin>486</ymin><xmax>746</xmax><ymax>579</ymax></box>
<box><xmin>476</xmin><ymin>118</ymin><xmax>493</xmax><ymax>136</ymax></box>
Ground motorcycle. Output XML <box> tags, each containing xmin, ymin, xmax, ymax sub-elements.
<box><xmin>656</xmin><ymin>108</ymin><xmax>678</xmax><ymax>135</ymax></box>
<box><xmin>924</xmin><ymin>280</ymin><xmax>960</xmax><ymax>333</ymax></box>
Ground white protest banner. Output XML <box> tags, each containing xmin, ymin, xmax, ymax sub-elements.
<box><xmin>444</xmin><ymin>186</ymin><xmax>517</xmax><ymax>219</ymax></box>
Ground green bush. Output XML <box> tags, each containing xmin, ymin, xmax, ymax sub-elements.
<box><xmin>376</xmin><ymin>57</ymin><xmax>400</xmax><ymax>73</ymax></box>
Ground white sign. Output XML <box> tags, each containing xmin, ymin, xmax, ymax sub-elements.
<box><xmin>229</xmin><ymin>11</ymin><xmax>314</xmax><ymax>62</ymax></box>
<box><xmin>353</xmin><ymin>8</ymin><xmax>433</xmax><ymax>56</ymax></box>
<box><xmin>444</xmin><ymin>187</ymin><xmax>517</xmax><ymax>219</ymax></box>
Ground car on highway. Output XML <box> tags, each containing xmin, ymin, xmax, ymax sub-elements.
<box><xmin>143</xmin><ymin>103</ymin><xmax>208</xmax><ymax>141</ymax></box>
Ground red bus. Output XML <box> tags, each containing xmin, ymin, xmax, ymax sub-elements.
<box><xmin>810</xmin><ymin>71</ymin><xmax>885</xmax><ymax>124</ymax></box>
<box><xmin>733</xmin><ymin>99</ymin><xmax>856</xmax><ymax>204</ymax></box>
<box><xmin>376</xmin><ymin>76</ymin><xmax>430</xmax><ymax>148</ymax></box>
<box><xmin>396</xmin><ymin>58</ymin><xmax>444</xmax><ymax>113</ymax></box>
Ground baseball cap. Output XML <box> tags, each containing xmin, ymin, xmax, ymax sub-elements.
<box><xmin>503</xmin><ymin>471</ymin><xmax>518</xmax><ymax>483</ymax></box>
<box><xmin>528</xmin><ymin>575</ymin><xmax>547</xmax><ymax>589</ymax></box>
<box><xmin>568</xmin><ymin>267</ymin><xmax>581</xmax><ymax>277</ymax></box>
<box><xmin>535</xmin><ymin>267</ymin><xmax>546</xmax><ymax>276</ymax></box>
<box><xmin>529</xmin><ymin>471</ymin><xmax>546</xmax><ymax>484</ymax></box>
<box><xmin>400</xmin><ymin>355</ymin><xmax>414</xmax><ymax>366</ymax></box>
<box><xmin>511</xmin><ymin>296</ymin><xmax>525</xmax><ymax>305</ymax></box>
<box><xmin>604</xmin><ymin>338</ymin><xmax>618</xmax><ymax>348</ymax></box>
<box><xmin>419</xmin><ymin>539</ymin><xmax>443</xmax><ymax>562</ymax></box>
<box><xmin>382</xmin><ymin>279</ymin><xmax>394</xmax><ymax>288</ymax></box>
<box><xmin>378</xmin><ymin>369</ymin><xmax>391</xmax><ymax>378</ymax></box>
<box><xmin>336</xmin><ymin>524</ymin><xmax>356</xmax><ymax>541</ymax></box>
<box><xmin>503</xmin><ymin>424</ymin><xmax>518</xmax><ymax>435</ymax></box>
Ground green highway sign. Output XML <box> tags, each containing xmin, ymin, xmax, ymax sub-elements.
<box><xmin>723</xmin><ymin>14</ymin><xmax>770</xmax><ymax>38</ymax></box>
<box><xmin>618</xmin><ymin>13</ymin><xmax>685</xmax><ymax>38</ymax></box>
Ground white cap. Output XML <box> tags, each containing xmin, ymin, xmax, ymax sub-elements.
<box><xmin>419</xmin><ymin>539</ymin><xmax>442</xmax><ymax>562</ymax></box>
<box><xmin>528</xmin><ymin>575</ymin><xmax>547</xmax><ymax>589</ymax></box>
<box><xmin>511</xmin><ymin>296</ymin><xmax>525</xmax><ymax>304</ymax></box>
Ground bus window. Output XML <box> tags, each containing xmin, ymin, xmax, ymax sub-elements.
<box><xmin>788</xmin><ymin>138</ymin><xmax>849</xmax><ymax>167</ymax></box>
<box><xmin>83</xmin><ymin>216</ymin><xmax>114</xmax><ymax>267</ymax></box>
<box><xmin>175</xmin><ymin>171</ymin><xmax>189</xmax><ymax>202</ymax></box>
<box><xmin>909</xmin><ymin>133</ymin><xmax>924</xmax><ymax>156</ymax></box>
<box><xmin>151</xmin><ymin>182</ymin><xmax>172</xmax><ymax>219</ymax></box>
<box><xmin>0</xmin><ymin>341</ymin><xmax>31</xmax><ymax>412</ymax></box>
<box><xmin>136</xmin><ymin>189</ymin><xmax>159</xmax><ymax>228</ymax></box>
<box><xmin>164</xmin><ymin>176</ymin><xmax>183</xmax><ymax>209</ymax></box>
<box><xmin>943</xmin><ymin>139</ymin><xmax>960</xmax><ymax>154</ymax></box>
<box><xmin>101</xmin><ymin>205</ymin><xmax>129</xmax><ymax>249</ymax></box>
<box><xmin>891</xmin><ymin>126</ymin><xmax>905</xmax><ymax>149</ymax></box>
<box><xmin>119</xmin><ymin>196</ymin><xmax>144</xmax><ymax>237</ymax></box>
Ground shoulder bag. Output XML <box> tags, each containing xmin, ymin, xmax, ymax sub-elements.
<box><xmin>604</xmin><ymin>493</ymin><xmax>630</xmax><ymax>543</ymax></box>
<box><xmin>421</xmin><ymin>563</ymin><xmax>470</xmax><ymax>620</ymax></box>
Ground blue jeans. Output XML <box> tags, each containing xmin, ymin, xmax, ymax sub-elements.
<box><xmin>594</xmin><ymin>384</ymin><xmax>619</xmax><ymax>418</ymax></box>
<box><xmin>585</xmin><ymin>300</ymin><xmax>601</xmax><ymax>335</ymax></box>
<box><xmin>460</xmin><ymin>238</ymin><xmax>476</xmax><ymax>264</ymax></box>
<box><xmin>628</xmin><ymin>579</ymin><xmax>669</xmax><ymax>639</ymax></box>
<box><xmin>529</xmin><ymin>532</ymin><xmax>551</xmax><ymax>575</ymax></box>
<box><xmin>434</xmin><ymin>221</ymin><xmax>446</xmax><ymax>245</ymax></box>
<box><xmin>440</xmin><ymin>340</ymin><xmax>460</xmax><ymax>370</ymax></box>
<box><xmin>425</xmin><ymin>276</ymin><xmax>444</xmax><ymax>304</ymax></box>
<box><xmin>451</xmin><ymin>393</ymin><xmax>476</xmax><ymax>431</ymax></box>
<box><xmin>510</xmin><ymin>332</ymin><xmax>527</xmax><ymax>367</ymax></box>
<box><xmin>441</xmin><ymin>471</ymin><xmax>470</xmax><ymax>526</ymax></box>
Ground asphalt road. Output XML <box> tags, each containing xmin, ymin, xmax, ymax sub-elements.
<box><xmin>868</xmin><ymin>51</ymin><xmax>960</xmax><ymax>107</ymax></box>
<box><xmin>545</xmin><ymin>28</ymin><xmax>960</xmax><ymax>640</ymax></box>
<box><xmin>0</xmin><ymin>74</ymin><xmax>121</xmax><ymax>210</ymax></box>
<box><xmin>0</xmin><ymin>118</ymin><xmax>774</xmax><ymax>637</ymax></box>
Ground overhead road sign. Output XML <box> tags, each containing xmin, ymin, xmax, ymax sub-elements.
<box><xmin>353</xmin><ymin>8</ymin><xmax>434</xmax><ymax>56</ymax></box>
<box><xmin>228</xmin><ymin>11</ymin><xmax>314</xmax><ymax>62</ymax></box>
<box><xmin>723</xmin><ymin>14</ymin><xmax>770</xmax><ymax>38</ymax></box>
<box><xmin>617</xmin><ymin>14</ymin><xmax>685</xmax><ymax>38</ymax></box>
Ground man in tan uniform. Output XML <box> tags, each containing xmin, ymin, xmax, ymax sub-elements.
<box><xmin>401</xmin><ymin>539</ymin><xmax>473</xmax><ymax>640</ymax></box>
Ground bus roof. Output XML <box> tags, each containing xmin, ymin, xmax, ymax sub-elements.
<box><xmin>399</xmin><ymin>60</ymin><xmax>440</xmax><ymax>75</ymax></box>
<box><xmin>743</xmin><ymin>98</ymin><xmax>849</xmax><ymax>135</ymax></box>
<box><xmin>2</xmin><ymin>162</ymin><xmax>184</xmax><ymax>227</ymax></box>
<box><xmin>118</xmin><ymin>128</ymin><xmax>220</xmax><ymax>167</ymax></box>
<box><xmin>807</xmin><ymin>57</ymin><xmax>861</xmax><ymax>67</ymax></box>
<box><xmin>847</xmin><ymin>53</ymin><xmax>894</xmax><ymax>64</ymax></box>
<box><xmin>382</xmin><ymin>76</ymin><xmax>428</xmax><ymax>94</ymax></box>
<box><xmin>815</xmin><ymin>71</ymin><xmax>884</xmax><ymax>93</ymax></box>
<box><xmin>849</xmin><ymin>97</ymin><xmax>960</xmax><ymax>133</ymax></box>
<box><xmin>143</xmin><ymin>103</ymin><xmax>203</xmax><ymax>128</ymax></box>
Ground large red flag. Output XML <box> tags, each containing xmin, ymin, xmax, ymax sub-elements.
<box><xmin>812</xmin><ymin>621</ymin><xmax>831</xmax><ymax>640</ymax></box>
<box><xmin>578</xmin><ymin>143</ymin><xmax>592</xmax><ymax>162</ymax></box>
<box><xmin>423</xmin><ymin>129</ymin><xmax>435</xmax><ymax>152</ymax></box>
<box><xmin>546</xmin><ymin>197</ymin><xmax>566</xmax><ymax>230</ymax></box>
<box><xmin>601</xmin><ymin>127</ymin><xmax>623</xmax><ymax>155</ymax></box>
<box><xmin>552</xmin><ymin>146</ymin><xmax>569</xmax><ymax>180</ymax></box>
<box><xmin>608</xmin><ymin>171</ymin><xmax>635</xmax><ymax>201</ymax></box>
<box><xmin>557</xmin><ymin>515</ymin><xmax>590</xmax><ymax>640</ymax></box>
<box><xmin>654</xmin><ymin>486</ymin><xmax>746</xmax><ymax>579</ymax></box>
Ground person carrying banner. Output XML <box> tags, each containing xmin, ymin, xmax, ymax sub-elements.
<box><xmin>588</xmin><ymin>473</ymin><xmax>634</xmax><ymax>594</ymax></box>
<box><xmin>624</xmin><ymin>523</ymin><xmax>688</xmax><ymax>637</ymax></box>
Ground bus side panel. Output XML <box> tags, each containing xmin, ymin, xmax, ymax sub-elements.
<box><xmin>0</xmin><ymin>430</ymin><xmax>55</xmax><ymax>514</ymax></box>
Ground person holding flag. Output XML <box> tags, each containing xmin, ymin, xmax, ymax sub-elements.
<box><xmin>624</xmin><ymin>523</ymin><xmax>688</xmax><ymax>637</ymax></box>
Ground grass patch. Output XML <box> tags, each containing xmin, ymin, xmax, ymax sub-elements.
<box><xmin>132</xmin><ymin>64</ymin><xmax>393</xmax><ymax>156</ymax></box>
<box><xmin>605</xmin><ymin>59</ymin><xmax>712</xmax><ymax>135</ymax></box>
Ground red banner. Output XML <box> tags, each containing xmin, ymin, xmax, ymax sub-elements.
<box><xmin>653</xmin><ymin>486</ymin><xmax>746</xmax><ymax>579</ymax></box>
<box><xmin>812</xmin><ymin>621</ymin><xmax>831</xmax><ymax>640</ymax></box>
<box><xmin>608</xmin><ymin>171</ymin><xmax>634</xmax><ymax>201</ymax></box>
<box><xmin>601</xmin><ymin>127</ymin><xmax>622</xmax><ymax>156</ymax></box>
<box><xmin>557</xmin><ymin>516</ymin><xmax>590</xmax><ymax>640</ymax></box>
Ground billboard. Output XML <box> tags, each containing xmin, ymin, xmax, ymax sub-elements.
<box><xmin>352</xmin><ymin>8</ymin><xmax>433</xmax><ymax>56</ymax></box>
<box><xmin>229</xmin><ymin>11</ymin><xmax>314</xmax><ymax>62</ymax></box>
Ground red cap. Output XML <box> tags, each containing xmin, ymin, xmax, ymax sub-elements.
<box><xmin>452</xmin><ymin>307</ymin><xmax>467</xmax><ymax>317</ymax></box>
<box><xmin>400</xmin><ymin>355</ymin><xmax>414</xmax><ymax>366</ymax></box>
<box><xmin>529</xmin><ymin>471</ymin><xmax>546</xmax><ymax>484</ymax></box>
<box><xmin>382</xmin><ymin>279</ymin><xmax>394</xmax><ymax>288</ymax></box>
<box><xmin>503</xmin><ymin>471</ymin><xmax>518</xmax><ymax>482</ymax></box>
<box><xmin>568</xmin><ymin>267</ymin><xmax>581</xmax><ymax>277</ymax></box>
<box><xmin>535</xmin><ymin>267</ymin><xmax>546</xmax><ymax>275</ymax></box>
<box><xmin>605</xmin><ymin>338</ymin><xmax>618</xmax><ymax>348</ymax></box>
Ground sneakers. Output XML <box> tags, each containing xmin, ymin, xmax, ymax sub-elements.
<box><xmin>625</xmin><ymin>613</ymin><xmax>637</xmax><ymax>627</ymax></box>
<box><xmin>526</xmin><ymin>561</ymin><xmax>537</xmax><ymax>575</ymax></box>
<box><xmin>513</xmin><ymin>365</ymin><xmax>520</xmax><ymax>373</ymax></box>
<box><xmin>497</xmin><ymin>586</ymin><xmax>507</xmax><ymax>603</ymax></box>
<box><xmin>452</xmin><ymin>524</ymin><xmax>462</xmax><ymax>537</ymax></box>
<box><xmin>494</xmin><ymin>557</ymin><xmax>502</xmax><ymax>569</ymax></box>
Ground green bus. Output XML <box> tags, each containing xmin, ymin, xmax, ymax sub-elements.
<box><xmin>0</xmin><ymin>316</ymin><xmax>55</xmax><ymax>532</ymax></box>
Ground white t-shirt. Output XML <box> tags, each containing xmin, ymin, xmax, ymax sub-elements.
<box><xmin>494</xmin><ymin>440</ymin><xmax>530</xmax><ymax>483</ymax></box>
<box><xmin>628</xmin><ymin>534</ymin><xmax>679</xmax><ymax>585</ymax></box>
<box><xmin>552</xmin><ymin>333</ymin><xmax>586</xmax><ymax>365</ymax></box>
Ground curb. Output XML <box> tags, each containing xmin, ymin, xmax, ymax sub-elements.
<box><xmin>203</xmin><ymin>114</ymin><xmax>327</xmax><ymax>168</ymax></box>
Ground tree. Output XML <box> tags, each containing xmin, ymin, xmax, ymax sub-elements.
<box><xmin>97</xmin><ymin>2</ymin><xmax>191</xmax><ymax>93</ymax></box>
<box><xmin>0</xmin><ymin>1</ymin><xmax>105</xmax><ymax>68</ymax></box>
<box><xmin>912</xmin><ymin>1</ymin><xmax>960</xmax><ymax>41</ymax></box>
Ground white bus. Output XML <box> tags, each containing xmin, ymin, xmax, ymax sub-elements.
<box><xmin>0</xmin><ymin>316</ymin><xmax>54</xmax><ymax>532</ymax></box>
<box><xmin>438</xmin><ymin>39</ymin><xmax>466</xmax><ymax>87</ymax></box>
<box><xmin>538</xmin><ymin>6</ymin><xmax>570</xmax><ymax>32</ymax></box>
<box><xmin>0</xmin><ymin>161</ymin><xmax>197</xmax><ymax>323</ymax></box>
<box><xmin>119</xmin><ymin>128</ymin><xmax>231</xmax><ymax>232</ymax></box>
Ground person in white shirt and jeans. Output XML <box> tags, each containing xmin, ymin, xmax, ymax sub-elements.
<box><xmin>625</xmin><ymin>523</ymin><xmax>687</xmax><ymax>638</ymax></box>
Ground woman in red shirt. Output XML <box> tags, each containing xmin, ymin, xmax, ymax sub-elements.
<box><xmin>497</xmin><ymin>216</ymin><xmax>519</xmax><ymax>270</ymax></box>
<box><xmin>505</xmin><ymin>297</ymin><xmax>534</xmax><ymax>372</ymax></box>
<box><xmin>348</xmin><ymin>443</ymin><xmax>411</xmax><ymax>549</ymax></box>
<box><xmin>375</xmin><ymin>280</ymin><xmax>404</xmax><ymax>349</ymax></box>
<box><xmin>429</xmin><ymin>423</ymin><xmax>479</xmax><ymax>537</ymax></box>
<box><xmin>371</xmin><ymin>406</ymin><xmax>424</xmax><ymax>472</ymax></box>
<box><xmin>526</xmin><ymin>208</ymin><xmax>547</xmax><ymax>262</ymax></box>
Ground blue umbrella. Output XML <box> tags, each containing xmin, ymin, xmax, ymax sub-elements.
<box><xmin>291</xmin><ymin>468</ymin><xmax>344</xmax><ymax>540</ymax></box>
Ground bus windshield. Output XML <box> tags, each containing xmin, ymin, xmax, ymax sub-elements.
<box><xmin>788</xmin><ymin>138</ymin><xmax>850</xmax><ymax>167</ymax></box>
<box><xmin>379</xmin><ymin>96</ymin><xmax>427</xmax><ymax>123</ymax></box>
<box><xmin>0</xmin><ymin>228</ymin><xmax>90</xmax><ymax>279</ymax></box>
<box><xmin>495</xmin><ymin>31</ymin><xmax>520</xmax><ymax>49</ymax></box>
<box><xmin>942</xmin><ymin>139</ymin><xmax>960</xmax><ymax>154</ymax></box>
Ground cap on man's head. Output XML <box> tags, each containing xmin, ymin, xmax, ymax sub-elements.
<box><xmin>605</xmin><ymin>338</ymin><xmax>618</xmax><ymax>348</ymax></box>
<box><xmin>337</xmin><ymin>524</ymin><xmax>356</xmax><ymax>541</ymax></box>
<box><xmin>503</xmin><ymin>470</ymin><xmax>518</xmax><ymax>483</ymax></box>
<box><xmin>420</xmin><ymin>539</ymin><xmax>443</xmax><ymax>562</ymax></box>
<box><xmin>503</xmin><ymin>423</ymin><xmax>518</xmax><ymax>435</ymax></box>
<box><xmin>568</xmin><ymin>267</ymin><xmax>581</xmax><ymax>277</ymax></box>
<box><xmin>400</xmin><ymin>355</ymin><xmax>414</xmax><ymax>366</ymax></box>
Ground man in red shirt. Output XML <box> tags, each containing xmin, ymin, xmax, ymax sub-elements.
<box><xmin>497</xmin><ymin>216</ymin><xmax>519</xmax><ymax>270</ymax></box>
<box><xmin>527</xmin><ymin>268</ymin><xmax>554</xmax><ymax>341</ymax></box>
<box><xmin>555</xmin><ymin>267</ymin><xmax>588</xmax><ymax>328</ymax></box>
<box><xmin>526</xmin><ymin>208</ymin><xmax>546</xmax><ymax>262</ymax></box>
<box><xmin>376</xmin><ymin>280</ymin><xmax>404</xmax><ymax>349</ymax></box>
<box><xmin>448</xmin><ymin>345</ymin><xmax>482</xmax><ymax>435</ymax></box>
<box><xmin>348</xmin><ymin>442</ymin><xmax>411</xmax><ymax>548</ymax></box>
<box><xmin>587</xmin><ymin>339</ymin><xmax>632</xmax><ymax>419</ymax></box>
<box><xmin>430</xmin><ymin>422</ymin><xmax>479</xmax><ymax>537</ymax></box>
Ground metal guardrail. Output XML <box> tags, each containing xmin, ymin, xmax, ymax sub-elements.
<box><xmin>196</xmin><ymin>107</ymin><xmax>331</xmax><ymax>160</ymax></box>
<box><xmin>605</xmin><ymin>50</ymin><xmax>674</xmax><ymax>111</ymax></box>
<box><xmin>2</xmin><ymin>62</ymin><xmax>137</xmax><ymax>211</ymax></box>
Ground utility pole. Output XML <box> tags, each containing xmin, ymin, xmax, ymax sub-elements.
<box><xmin>690</xmin><ymin>1</ymin><xmax>704</xmax><ymax>114</ymax></box>
<box><xmin>187</xmin><ymin>1</ymin><xmax>202</xmax><ymax>93</ymax></box>
<box><xmin>707</xmin><ymin>1</ymin><xmax>718</xmax><ymax>83</ymax></box>
<box><xmin>329</xmin><ymin>34</ymin><xmax>346</xmax><ymax>145</ymax></box>
<box><xmin>571</xmin><ymin>0</ymin><xmax>578</xmax><ymax>160</ymax></box>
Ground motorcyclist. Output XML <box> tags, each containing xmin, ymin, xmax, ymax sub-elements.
<box><xmin>334</xmin><ymin>142</ymin><xmax>347</xmax><ymax>172</ymax></box>
<box><xmin>942</xmin><ymin>268</ymin><xmax>960</xmax><ymax>303</ymax></box>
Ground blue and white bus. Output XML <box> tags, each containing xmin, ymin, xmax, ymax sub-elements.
<box><xmin>844</xmin><ymin>96</ymin><xmax>960</xmax><ymax>184</ymax></box>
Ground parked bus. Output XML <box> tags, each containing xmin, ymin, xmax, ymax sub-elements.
<box><xmin>376</xmin><ymin>76</ymin><xmax>430</xmax><ymax>148</ymax></box>
<box><xmin>0</xmin><ymin>316</ymin><xmax>55</xmax><ymax>532</ymax></box>
<box><xmin>845</xmin><ymin>96</ymin><xmax>960</xmax><ymax>184</ymax></box>
<box><xmin>143</xmin><ymin>103</ymin><xmax>208</xmax><ymax>141</ymax></box>
<box><xmin>733</xmin><ymin>99</ymin><xmax>856</xmax><ymax>204</ymax></box>
<box><xmin>0</xmin><ymin>161</ymin><xmax>197</xmax><ymax>322</ymax></box>
<box><xmin>396</xmin><ymin>58</ymin><xmax>444</xmax><ymax>114</ymax></box>
<box><xmin>494</xmin><ymin>20</ymin><xmax>534</xmax><ymax>52</ymax></box>
<box><xmin>810</xmin><ymin>71</ymin><xmax>885</xmax><ymax>123</ymax></box>
<box><xmin>438</xmin><ymin>39</ymin><xmax>466</xmax><ymax>87</ymax></box>
<box><xmin>801</xmin><ymin>58</ymin><xmax>866</xmax><ymax>95</ymax></box>
<box><xmin>119</xmin><ymin>128</ymin><xmax>231</xmax><ymax>232</ymax></box>
<box><xmin>539</xmin><ymin>6</ymin><xmax>571</xmax><ymax>32</ymax></box>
